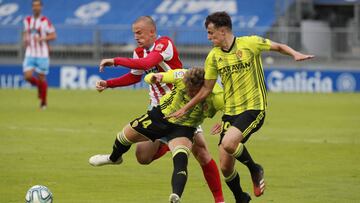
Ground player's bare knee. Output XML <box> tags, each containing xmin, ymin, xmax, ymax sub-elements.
<box><xmin>222</xmin><ymin>140</ymin><xmax>237</xmax><ymax>154</ymax></box>
<box><xmin>135</xmin><ymin>150</ymin><xmax>152</xmax><ymax>165</ymax></box>
<box><xmin>23</xmin><ymin>73</ymin><xmax>32</xmax><ymax>81</ymax></box>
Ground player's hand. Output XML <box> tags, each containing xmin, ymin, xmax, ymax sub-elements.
<box><xmin>294</xmin><ymin>53</ymin><xmax>315</xmax><ymax>61</ymax></box>
<box><xmin>34</xmin><ymin>36</ymin><xmax>45</xmax><ymax>43</ymax></box>
<box><xmin>99</xmin><ymin>58</ymin><xmax>115</xmax><ymax>72</ymax></box>
<box><xmin>165</xmin><ymin>108</ymin><xmax>187</xmax><ymax>119</ymax></box>
<box><xmin>211</xmin><ymin>122</ymin><xmax>222</xmax><ymax>135</ymax></box>
<box><xmin>150</xmin><ymin>74</ymin><xmax>163</xmax><ymax>83</ymax></box>
<box><xmin>95</xmin><ymin>80</ymin><xmax>107</xmax><ymax>92</ymax></box>
<box><xmin>23</xmin><ymin>38</ymin><xmax>29</xmax><ymax>47</ymax></box>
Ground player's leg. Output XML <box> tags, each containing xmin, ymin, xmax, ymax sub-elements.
<box><xmin>89</xmin><ymin>124</ymin><xmax>148</xmax><ymax>166</ymax></box>
<box><xmin>24</xmin><ymin>69</ymin><xmax>37</xmax><ymax>85</ymax></box>
<box><xmin>192</xmin><ymin>130</ymin><xmax>224</xmax><ymax>203</ymax></box>
<box><xmin>221</xmin><ymin>110</ymin><xmax>266</xmax><ymax>197</ymax></box>
<box><xmin>135</xmin><ymin>140</ymin><xmax>168</xmax><ymax>164</ymax></box>
<box><xmin>23</xmin><ymin>57</ymin><xmax>40</xmax><ymax>97</ymax></box>
<box><xmin>168</xmin><ymin>137</ymin><xmax>192</xmax><ymax>203</ymax></box>
<box><xmin>35</xmin><ymin>58</ymin><xmax>50</xmax><ymax>108</ymax></box>
<box><xmin>219</xmin><ymin>145</ymin><xmax>251</xmax><ymax>203</ymax></box>
<box><xmin>37</xmin><ymin>73</ymin><xmax>47</xmax><ymax>108</ymax></box>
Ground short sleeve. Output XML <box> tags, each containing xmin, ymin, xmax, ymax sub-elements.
<box><xmin>45</xmin><ymin>18</ymin><xmax>55</xmax><ymax>34</ymax></box>
<box><xmin>246</xmin><ymin>35</ymin><xmax>271</xmax><ymax>55</ymax></box>
<box><xmin>152</xmin><ymin>38</ymin><xmax>173</xmax><ymax>61</ymax></box>
<box><xmin>23</xmin><ymin>18</ymin><xmax>29</xmax><ymax>31</ymax></box>
<box><xmin>204</xmin><ymin>50</ymin><xmax>218</xmax><ymax>80</ymax></box>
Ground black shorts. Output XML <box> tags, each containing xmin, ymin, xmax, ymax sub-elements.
<box><xmin>219</xmin><ymin>110</ymin><xmax>265</xmax><ymax>145</ymax></box>
<box><xmin>130</xmin><ymin>106</ymin><xmax>196</xmax><ymax>142</ymax></box>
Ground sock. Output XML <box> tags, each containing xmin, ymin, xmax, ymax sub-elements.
<box><xmin>171</xmin><ymin>146</ymin><xmax>190</xmax><ymax>197</ymax></box>
<box><xmin>28</xmin><ymin>76</ymin><xmax>39</xmax><ymax>86</ymax></box>
<box><xmin>109</xmin><ymin>131</ymin><xmax>132</xmax><ymax>162</ymax></box>
<box><xmin>225</xmin><ymin>170</ymin><xmax>243</xmax><ymax>201</ymax></box>
<box><xmin>201</xmin><ymin>159</ymin><xmax>224</xmax><ymax>202</ymax></box>
<box><xmin>39</xmin><ymin>80</ymin><xmax>48</xmax><ymax>105</ymax></box>
<box><xmin>232</xmin><ymin>143</ymin><xmax>256</xmax><ymax>171</ymax></box>
<box><xmin>152</xmin><ymin>143</ymin><xmax>170</xmax><ymax>161</ymax></box>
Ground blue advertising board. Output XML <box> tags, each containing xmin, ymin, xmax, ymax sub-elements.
<box><xmin>1</xmin><ymin>65</ymin><xmax>360</xmax><ymax>92</ymax></box>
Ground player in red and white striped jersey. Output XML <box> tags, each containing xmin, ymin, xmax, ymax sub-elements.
<box><xmin>22</xmin><ymin>0</ymin><xmax>56</xmax><ymax>109</ymax></box>
<box><xmin>94</xmin><ymin>16</ymin><xmax>225</xmax><ymax>203</ymax></box>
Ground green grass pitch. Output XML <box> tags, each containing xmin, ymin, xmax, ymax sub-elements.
<box><xmin>0</xmin><ymin>89</ymin><xmax>359</xmax><ymax>203</ymax></box>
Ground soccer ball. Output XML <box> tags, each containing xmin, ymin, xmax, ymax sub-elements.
<box><xmin>25</xmin><ymin>185</ymin><xmax>53</xmax><ymax>203</ymax></box>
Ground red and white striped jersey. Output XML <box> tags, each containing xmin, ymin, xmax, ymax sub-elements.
<box><xmin>131</xmin><ymin>36</ymin><xmax>183</xmax><ymax>106</ymax></box>
<box><xmin>23</xmin><ymin>15</ymin><xmax>55</xmax><ymax>58</ymax></box>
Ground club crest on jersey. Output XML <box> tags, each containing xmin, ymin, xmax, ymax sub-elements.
<box><xmin>155</xmin><ymin>43</ymin><xmax>164</xmax><ymax>51</ymax></box>
<box><xmin>236</xmin><ymin>50</ymin><xmax>242</xmax><ymax>59</ymax></box>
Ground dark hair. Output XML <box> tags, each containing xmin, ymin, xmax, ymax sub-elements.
<box><xmin>32</xmin><ymin>0</ymin><xmax>42</xmax><ymax>5</ymax></box>
<box><xmin>183</xmin><ymin>67</ymin><xmax>205</xmax><ymax>89</ymax></box>
<box><xmin>205</xmin><ymin>11</ymin><xmax>232</xmax><ymax>30</ymax></box>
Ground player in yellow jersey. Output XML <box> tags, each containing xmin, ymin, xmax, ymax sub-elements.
<box><xmin>89</xmin><ymin>68</ymin><xmax>224</xmax><ymax>203</ymax></box>
<box><xmin>168</xmin><ymin>12</ymin><xmax>314</xmax><ymax>203</ymax></box>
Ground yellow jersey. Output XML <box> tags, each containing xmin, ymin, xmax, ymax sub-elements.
<box><xmin>145</xmin><ymin>69</ymin><xmax>224</xmax><ymax>127</ymax></box>
<box><xmin>204</xmin><ymin>35</ymin><xmax>271</xmax><ymax>115</ymax></box>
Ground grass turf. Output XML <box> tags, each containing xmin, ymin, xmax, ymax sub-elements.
<box><xmin>0</xmin><ymin>89</ymin><xmax>359</xmax><ymax>203</ymax></box>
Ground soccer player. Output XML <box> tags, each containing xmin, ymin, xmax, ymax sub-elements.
<box><xmin>168</xmin><ymin>12</ymin><xmax>314</xmax><ymax>202</ymax></box>
<box><xmin>90</xmin><ymin>68</ymin><xmax>224</xmax><ymax>203</ymax></box>
<box><xmin>22</xmin><ymin>0</ymin><xmax>56</xmax><ymax>109</ymax></box>
<box><xmin>94</xmin><ymin>16</ymin><xmax>224</xmax><ymax>203</ymax></box>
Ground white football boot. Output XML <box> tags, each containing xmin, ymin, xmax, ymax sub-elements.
<box><xmin>89</xmin><ymin>154</ymin><xmax>123</xmax><ymax>166</ymax></box>
<box><xmin>169</xmin><ymin>193</ymin><xmax>180</xmax><ymax>203</ymax></box>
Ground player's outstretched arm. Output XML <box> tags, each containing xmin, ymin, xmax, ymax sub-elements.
<box><xmin>99</xmin><ymin>58</ymin><xmax>115</xmax><ymax>72</ymax></box>
<box><xmin>99</xmin><ymin>52</ymin><xmax>163</xmax><ymax>72</ymax></box>
<box><xmin>95</xmin><ymin>80</ymin><xmax>107</xmax><ymax>92</ymax></box>
<box><xmin>270</xmin><ymin>41</ymin><xmax>315</xmax><ymax>61</ymax></box>
<box><xmin>145</xmin><ymin>69</ymin><xmax>186</xmax><ymax>84</ymax></box>
<box><xmin>113</xmin><ymin>52</ymin><xmax>163</xmax><ymax>70</ymax></box>
<box><xmin>166</xmin><ymin>79</ymin><xmax>216</xmax><ymax>119</ymax></box>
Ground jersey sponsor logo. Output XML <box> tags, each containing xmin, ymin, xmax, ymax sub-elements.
<box><xmin>218</xmin><ymin>62</ymin><xmax>251</xmax><ymax>75</ymax></box>
<box><xmin>155</xmin><ymin>43</ymin><xmax>165</xmax><ymax>51</ymax></box>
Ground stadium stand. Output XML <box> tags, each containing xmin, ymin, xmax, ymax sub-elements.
<box><xmin>0</xmin><ymin>0</ymin><xmax>359</xmax><ymax>67</ymax></box>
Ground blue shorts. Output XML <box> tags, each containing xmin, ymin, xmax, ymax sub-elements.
<box><xmin>23</xmin><ymin>57</ymin><xmax>50</xmax><ymax>75</ymax></box>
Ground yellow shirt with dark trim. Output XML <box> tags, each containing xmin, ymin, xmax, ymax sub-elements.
<box><xmin>145</xmin><ymin>69</ymin><xmax>224</xmax><ymax>127</ymax></box>
<box><xmin>204</xmin><ymin>35</ymin><xmax>271</xmax><ymax>115</ymax></box>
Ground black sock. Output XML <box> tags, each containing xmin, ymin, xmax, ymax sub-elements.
<box><xmin>109</xmin><ymin>138</ymin><xmax>131</xmax><ymax>162</ymax></box>
<box><xmin>171</xmin><ymin>152</ymin><xmax>188</xmax><ymax>197</ymax></box>
<box><xmin>235</xmin><ymin>145</ymin><xmax>256</xmax><ymax>171</ymax></box>
<box><xmin>225</xmin><ymin>171</ymin><xmax>243</xmax><ymax>201</ymax></box>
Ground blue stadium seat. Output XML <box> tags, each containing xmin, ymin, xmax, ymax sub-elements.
<box><xmin>0</xmin><ymin>0</ymin><xmax>295</xmax><ymax>45</ymax></box>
